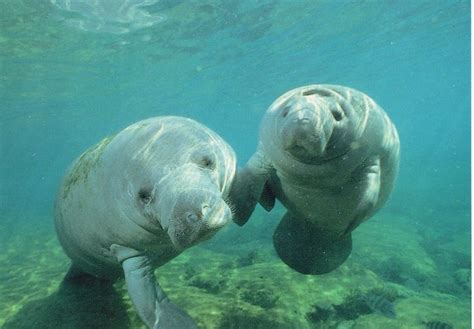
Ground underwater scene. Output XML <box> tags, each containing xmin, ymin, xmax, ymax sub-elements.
<box><xmin>0</xmin><ymin>1</ymin><xmax>470</xmax><ymax>328</ymax></box>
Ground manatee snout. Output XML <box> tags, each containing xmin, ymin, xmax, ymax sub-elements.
<box><xmin>175</xmin><ymin>189</ymin><xmax>229</xmax><ymax>227</ymax></box>
<box><xmin>280</xmin><ymin>107</ymin><xmax>333</xmax><ymax>160</ymax></box>
<box><xmin>164</xmin><ymin>188</ymin><xmax>231</xmax><ymax>250</ymax></box>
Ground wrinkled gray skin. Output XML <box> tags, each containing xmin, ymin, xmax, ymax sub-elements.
<box><xmin>229</xmin><ymin>85</ymin><xmax>400</xmax><ymax>275</ymax></box>
<box><xmin>55</xmin><ymin>116</ymin><xmax>236</xmax><ymax>329</ymax></box>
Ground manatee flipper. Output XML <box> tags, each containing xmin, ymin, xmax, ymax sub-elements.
<box><xmin>343</xmin><ymin>156</ymin><xmax>381</xmax><ymax>236</ymax></box>
<box><xmin>111</xmin><ymin>244</ymin><xmax>197</xmax><ymax>329</ymax></box>
<box><xmin>259</xmin><ymin>181</ymin><xmax>276</xmax><ymax>211</ymax></box>
<box><xmin>228</xmin><ymin>147</ymin><xmax>273</xmax><ymax>226</ymax></box>
<box><xmin>154</xmin><ymin>285</ymin><xmax>197</xmax><ymax>329</ymax></box>
<box><xmin>273</xmin><ymin>212</ymin><xmax>352</xmax><ymax>275</ymax></box>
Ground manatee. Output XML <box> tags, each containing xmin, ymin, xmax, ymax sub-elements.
<box><xmin>55</xmin><ymin>116</ymin><xmax>236</xmax><ymax>328</ymax></box>
<box><xmin>229</xmin><ymin>85</ymin><xmax>400</xmax><ymax>275</ymax></box>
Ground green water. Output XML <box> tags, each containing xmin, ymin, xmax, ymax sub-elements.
<box><xmin>0</xmin><ymin>1</ymin><xmax>470</xmax><ymax>328</ymax></box>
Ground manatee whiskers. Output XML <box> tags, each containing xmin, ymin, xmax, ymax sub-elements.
<box><xmin>224</xmin><ymin>196</ymin><xmax>237</xmax><ymax>217</ymax></box>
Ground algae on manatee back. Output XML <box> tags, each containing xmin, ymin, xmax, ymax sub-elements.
<box><xmin>62</xmin><ymin>135</ymin><xmax>114</xmax><ymax>199</ymax></box>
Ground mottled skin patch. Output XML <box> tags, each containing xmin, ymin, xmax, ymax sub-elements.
<box><xmin>62</xmin><ymin>135</ymin><xmax>114</xmax><ymax>200</ymax></box>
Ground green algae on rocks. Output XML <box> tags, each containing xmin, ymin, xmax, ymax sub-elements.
<box><xmin>61</xmin><ymin>135</ymin><xmax>114</xmax><ymax>200</ymax></box>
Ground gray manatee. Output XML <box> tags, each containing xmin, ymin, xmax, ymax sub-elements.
<box><xmin>55</xmin><ymin>116</ymin><xmax>236</xmax><ymax>328</ymax></box>
<box><xmin>229</xmin><ymin>85</ymin><xmax>400</xmax><ymax>275</ymax></box>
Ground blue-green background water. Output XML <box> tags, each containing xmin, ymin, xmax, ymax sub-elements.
<box><xmin>0</xmin><ymin>1</ymin><xmax>471</xmax><ymax>328</ymax></box>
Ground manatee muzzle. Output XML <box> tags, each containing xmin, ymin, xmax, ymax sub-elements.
<box><xmin>281</xmin><ymin>109</ymin><xmax>327</xmax><ymax>158</ymax></box>
<box><xmin>165</xmin><ymin>188</ymin><xmax>231</xmax><ymax>250</ymax></box>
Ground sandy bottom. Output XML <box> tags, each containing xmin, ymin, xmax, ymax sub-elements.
<box><xmin>0</xmin><ymin>208</ymin><xmax>470</xmax><ymax>329</ymax></box>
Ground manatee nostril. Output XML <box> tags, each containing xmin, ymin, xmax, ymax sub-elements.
<box><xmin>302</xmin><ymin>88</ymin><xmax>332</xmax><ymax>97</ymax></box>
<box><xmin>302</xmin><ymin>89</ymin><xmax>318</xmax><ymax>96</ymax></box>
<box><xmin>201</xmin><ymin>204</ymin><xmax>210</xmax><ymax>217</ymax></box>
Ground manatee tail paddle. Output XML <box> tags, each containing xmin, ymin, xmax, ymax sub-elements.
<box><xmin>273</xmin><ymin>212</ymin><xmax>352</xmax><ymax>275</ymax></box>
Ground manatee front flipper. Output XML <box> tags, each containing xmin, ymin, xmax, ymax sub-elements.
<box><xmin>273</xmin><ymin>212</ymin><xmax>352</xmax><ymax>275</ymax></box>
<box><xmin>259</xmin><ymin>181</ymin><xmax>276</xmax><ymax>211</ymax></box>
<box><xmin>111</xmin><ymin>244</ymin><xmax>197</xmax><ymax>329</ymax></box>
<box><xmin>343</xmin><ymin>156</ymin><xmax>382</xmax><ymax>236</ymax></box>
<box><xmin>228</xmin><ymin>147</ymin><xmax>274</xmax><ymax>226</ymax></box>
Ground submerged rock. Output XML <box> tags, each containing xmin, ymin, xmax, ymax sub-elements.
<box><xmin>218</xmin><ymin>307</ymin><xmax>285</xmax><ymax>329</ymax></box>
<box><xmin>423</xmin><ymin>320</ymin><xmax>454</xmax><ymax>329</ymax></box>
<box><xmin>239</xmin><ymin>282</ymin><xmax>279</xmax><ymax>309</ymax></box>
<box><xmin>188</xmin><ymin>275</ymin><xmax>227</xmax><ymax>294</ymax></box>
<box><xmin>360</xmin><ymin>293</ymin><xmax>396</xmax><ymax>319</ymax></box>
<box><xmin>305</xmin><ymin>302</ymin><xmax>334</xmax><ymax>323</ymax></box>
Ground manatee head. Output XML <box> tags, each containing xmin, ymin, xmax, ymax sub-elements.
<box><xmin>108</xmin><ymin>117</ymin><xmax>236</xmax><ymax>251</ymax></box>
<box><xmin>150</xmin><ymin>161</ymin><xmax>233</xmax><ymax>251</ymax></box>
<box><xmin>278</xmin><ymin>95</ymin><xmax>335</xmax><ymax>162</ymax></box>
<box><xmin>261</xmin><ymin>85</ymin><xmax>359</xmax><ymax>165</ymax></box>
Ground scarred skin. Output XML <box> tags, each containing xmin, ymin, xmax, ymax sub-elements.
<box><xmin>55</xmin><ymin>116</ymin><xmax>236</xmax><ymax>328</ymax></box>
<box><xmin>229</xmin><ymin>85</ymin><xmax>400</xmax><ymax>275</ymax></box>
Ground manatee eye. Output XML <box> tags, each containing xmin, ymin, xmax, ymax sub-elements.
<box><xmin>199</xmin><ymin>155</ymin><xmax>215</xmax><ymax>170</ymax></box>
<box><xmin>281</xmin><ymin>106</ymin><xmax>290</xmax><ymax>118</ymax></box>
<box><xmin>138</xmin><ymin>187</ymin><xmax>153</xmax><ymax>205</ymax></box>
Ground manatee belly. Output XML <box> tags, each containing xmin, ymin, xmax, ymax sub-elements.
<box><xmin>269</xmin><ymin>174</ymin><xmax>364</xmax><ymax>232</ymax></box>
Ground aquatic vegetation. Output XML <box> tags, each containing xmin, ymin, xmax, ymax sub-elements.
<box><xmin>187</xmin><ymin>275</ymin><xmax>227</xmax><ymax>294</ymax></box>
<box><xmin>422</xmin><ymin>320</ymin><xmax>454</xmax><ymax>329</ymax></box>
<box><xmin>305</xmin><ymin>302</ymin><xmax>334</xmax><ymax>323</ymax></box>
<box><xmin>418</xmin><ymin>227</ymin><xmax>471</xmax><ymax>273</ymax></box>
<box><xmin>235</xmin><ymin>250</ymin><xmax>260</xmax><ymax>268</ymax></box>
<box><xmin>239</xmin><ymin>282</ymin><xmax>279</xmax><ymax>309</ymax></box>
<box><xmin>367</xmin><ymin>286</ymin><xmax>400</xmax><ymax>302</ymax></box>
<box><xmin>353</xmin><ymin>217</ymin><xmax>439</xmax><ymax>285</ymax></box>
<box><xmin>0</xmin><ymin>213</ymin><xmax>471</xmax><ymax>328</ymax></box>
<box><xmin>453</xmin><ymin>268</ymin><xmax>471</xmax><ymax>292</ymax></box>
<box><xmin>360</xmin><ymin>293</ymin><xmax>396</xmax><ymax>318</ymax></box>
<box><xmin>215</xmin><ymin>250</ymin><xmax>262</xmax><ymax>270</ymax></box>
<box><xmin>182</xmin><ymin>266</ymin><xmax>197</xmax><ymax>280</ymax></box>
<box><xmin>61</xmin><ymin>136</ymin><xmax>114</xmax><ymax>199</ymax></box>
<box><xmin>328</xmin><ymin>287</ymin><xmax>399</xmax><ymax>322</ymax></box>
<box><xmin>332</xmin><ymin>291</ymin><xmax>371</xmax><ymax>321</ymax></box>
<box><xmin>218</xmin><ymin>307</ymin><xmax>284</xmax><ymax>329</ymax></box>
<box><xmin>372</xmin><ymin>256</ymin><xmax>408</xmax><ymax>284</ymax></box>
